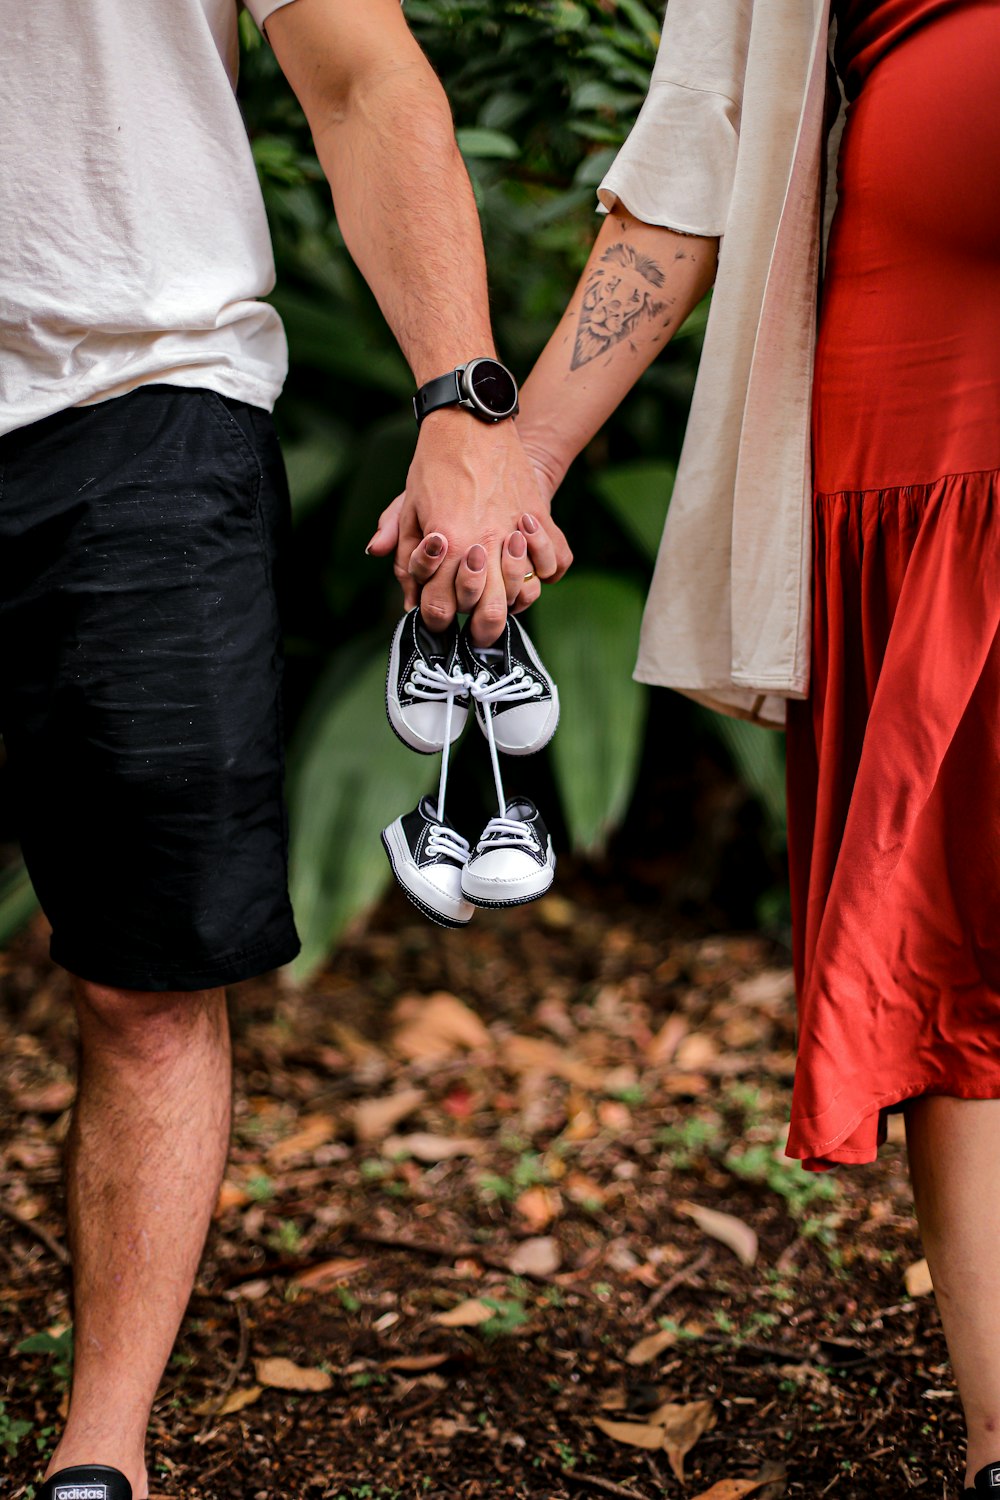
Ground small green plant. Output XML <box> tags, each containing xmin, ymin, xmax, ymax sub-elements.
<box><xmin>267</xmin><ymin>1218</ymin><xmax>303</xmax><ymax>1255</ymax></box>
<box><xmin>0</xmin><ymin>1402</ymin><xmax>33</xmax><ymax>1458</ymax></box>
<box><xmin>17</xmin><ymin>1326</ymin><xmax>74</xmax><ymax>1386</ymax></box>
<box><xmin>245</xmin><ymin>1173</ymin><xmax>275</xmax><ymax>1201</ymax></box>
<box><xmin>480</xmin><ymin>1296</ymin><xmax>530</xmax><ymax>1338</ymax></box>
<box><xmin>337</xmin><ymin>1286</ymin><xmax>362</xmax><ymax>1313</ymax></box>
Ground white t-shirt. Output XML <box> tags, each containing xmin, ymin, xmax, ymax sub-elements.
<box><xmin>1</xmin><ymin>0</ymin><xmax>298</xmax><ymax>437</ymax></box>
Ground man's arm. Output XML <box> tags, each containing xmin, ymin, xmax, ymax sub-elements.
<box><xmin>264</xmin><ymin>0</ymin><xmax>571</xmax><ymax>641</ymax></box>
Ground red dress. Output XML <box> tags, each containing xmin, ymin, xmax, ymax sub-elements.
<box><xmin>784</xmin><ymin>0</ymin><xmax>1000</xmax><ymax>1171</ymax></box>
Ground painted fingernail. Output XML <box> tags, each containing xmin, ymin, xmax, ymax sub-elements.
<box><xmin>364</xmin><ymin>532</ymin><xmax>378</xmax><ymax>555</ymax></box>
<box><xmin>520</xmin><ymin>513</ymin><xmax>539</xmax><ymax>534</ymax></box>
<box><xmin>509</xmin><ymin>531</ymin><xmax>527</xmax><ymax>559</ymax></box>
<box><xmin>468</xmin><ymin>545</ymin><xmax>486</xmax><ymax>572</ymax></box>
<box><xmin>425</xmin><ymin>534</ymin><xmax>445</xmax><ymax>558</ymax></box>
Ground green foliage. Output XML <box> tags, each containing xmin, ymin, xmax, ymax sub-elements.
<box><xmin>17</xmin><ymin>1326</ymin><xmax>74</xmax><ymax>1386</ymax></box>
<box><xmin>0</xmin><ymin>1402</ymin><xmax>33</xmax><ymax>1459</ymax></box>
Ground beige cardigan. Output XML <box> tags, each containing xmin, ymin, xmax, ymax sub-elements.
<box><xmin>598</xmin><ymin>0</ymin><xmax>841</xmax><ymax>728</ymax></box>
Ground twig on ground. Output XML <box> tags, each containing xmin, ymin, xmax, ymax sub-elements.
<box><xmin>197</xmin><ymin>1299</ymin><xmax>250</xmax><ymax>1435</ymax></box>
<box><xmin>560</xmin><ymin>1472</ymin><xmax>648</xmax><ymax>1500</ymax></box>
<box><xmin>0</xmin><ymin>1198</ymin><xmax>70</xmax><ymax>1266</ymax></box>
<box><xmin>644</xmin><ymin>1247</ymin><xmax>712</xmax><ymax>1314</ymax></box>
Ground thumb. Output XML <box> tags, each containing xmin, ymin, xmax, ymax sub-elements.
<box><xmin>366</xmin><ymin>492</ymin><xmax>405</xmax><ymax>557</ymax></box>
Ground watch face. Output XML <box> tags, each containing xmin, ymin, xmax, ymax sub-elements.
<box><xmin>465</xmin><ymin>359</ymin><xmax>518</xmax><ymax>417</ymax></box>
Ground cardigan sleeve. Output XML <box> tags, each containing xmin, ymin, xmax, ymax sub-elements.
<box><xmin>598</xmin><ymin>0</ymin><xmax>753</xmax><ymax>237</ymax></box>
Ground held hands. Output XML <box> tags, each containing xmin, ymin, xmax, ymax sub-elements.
<box><xmin>365</xmin><ymin>411</ymin><xmax>572</xmax><ymax>646</ymax></box>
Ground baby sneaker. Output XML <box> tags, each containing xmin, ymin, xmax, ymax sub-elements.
<box><xmin>458</xmin><ymin>615</ymin><xmax>559</xmax><ymax>756</ymax></box>
<box><xmin>387</xmin><ymin>607</ymin><xmax>470</xmax><ymax>754</ymax></box>
<box><xmin>382</xmin><ymin>796</ymin><xmax>474</xmax><ymax>928</ymax></box>
<box><xmin>461</xmin><ymin>796</ymin><xmax>555</xmax><ymax>908</ymax></box>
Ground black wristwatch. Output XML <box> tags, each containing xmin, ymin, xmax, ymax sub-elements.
<box><xmin>413</xmin><ymin>357</ymin><xmax>519</xmax><ymax>426</ymax></box>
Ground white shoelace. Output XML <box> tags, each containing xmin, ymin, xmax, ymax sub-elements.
<box><xmin>405</xmin><ymin>656</ymin><xmax>542</xmax><ymax>853</ymax></box>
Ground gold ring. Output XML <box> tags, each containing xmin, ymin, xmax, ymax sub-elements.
<box><xmin>523</xmin><ymin>570</ymin><xmax>536</xmax><ymax>582</ymax></box>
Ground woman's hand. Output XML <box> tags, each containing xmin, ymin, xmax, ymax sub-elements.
<box><xmin>366</xmin><ymin>430</ymin><xmax>572</xmax><ymax>624</ymax></box>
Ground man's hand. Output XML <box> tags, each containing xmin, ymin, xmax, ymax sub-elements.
<box><xmin>367</xmin><ymin>413</ymin><xmax>572</xmax><ymax>644</ymax></box>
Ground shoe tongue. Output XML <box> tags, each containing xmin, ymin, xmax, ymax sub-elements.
<box><xmin>414</xmin><ymin>613</ymin><xmax>455</xmax><ymax>664</ymax></box>
<box><xmin>973</xmin><ymin>1462</ymin><xmax>1000</xmax><ymax>1492</ymax></box>
<box><xmin>41</xmin><ymin>1467</ymin><xmax>133</xmax><ymax>1500</ymax></box>
<box><xmin>504</xmin><ymin>798</ymin><xmax>535</xmax><ymax>822</ymax></box>
<box><xmin>419</xmin><ymin>795</ymin><xmax>454</xmax><ymax>829</ymax></box>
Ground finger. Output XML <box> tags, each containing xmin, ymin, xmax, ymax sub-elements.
<box><xmin>455</xmin><ymin>543</ymin><xmax>488</xmax><ymax>615</ymax></box>
<box><xmin>467</xmin><ymin>562</ymin><xmax>510</xmax><ymax>647</ymax></box>
<box><xmin>501</xmin><ymin>530</ymin><xmax>529</xmax><ymax>608</ymax></box>
<box><xmin>519</xmin><ymin>512</ymin><xmax>558</xmax><ymax>582</ymax></box>
<box><xmin>408</xmin><ymin>532</ymin><xmax>448</xmax><ymax>586</ymax></box>
<box><xmin>511</xmin><ymin>577</ymin><xmax>543</xmax><ymax>614</ymax></box>
<box><xmin>537</xmin><ymin>514</ymin><xmax>573</xmax><ymax>582</ymax></box>
<box><xmin>419</xmin><ymin>554</ymin><xmax>461</xmax><ymax>634</ymax></box>
<box><xmin>366</xmin><ymin>492</ymin><xmax>405</xmax><ymax>557</ymax></box>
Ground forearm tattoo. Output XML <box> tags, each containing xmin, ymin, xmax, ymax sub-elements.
<box><xmin>570</xmin><ymin>242</ymin><xmax>671</xmax><ymax>370</ymax></box>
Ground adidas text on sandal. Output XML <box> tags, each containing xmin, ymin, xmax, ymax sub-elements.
<box><xmin>460</xmin><ymin>797</ymin><xmax>555</xmax><ymax>908</ymax></box>
<box><xmin>382</xmin><ymin>795</ymin><xmax>475</xmax><ymax>928</ymax></box>
<box><xmin>387</xmin><ymin>607</ymin><xmax>470</xmax><ymax>755</ymax></box>
<box><xmin>458</xmin><ymin>616</ymin><xmax>559</xmax><ymax>756</ymax></box>
<box><xmin>38</xmin><ymin>1465</ymin><xmax>132</xmax><ymax>1500</ymax></box>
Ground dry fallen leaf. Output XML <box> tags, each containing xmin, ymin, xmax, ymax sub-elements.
<box><xmin>646</xmin><ymin>1013</ymin><xmax>689</xmax><ymax>1066</ymax></box>
<box><xmin>431</xmin><ymin>1298</ymin><xmax>495</xmax><ymax>1328</ymax></box>
<box><xmin>501</xmin><ymin>1034</ymin><xmax>601</xmax><ymax>1089</ymax></box>
<box><xmin>679</xmin><ymin>1202</ymin><xmax>758</xmax><ymax>1267</ymax></box>
<box><xmin>267</xmin><ymin>1113</ymin><xmax>336</xmax><ymax>1167</ymax></box>
<box><xmin>905</xmin><ymin>1257</ymin><xmax>934</xmax><ymax>1297</ymax></box>
<box><xmin>653</xmin><ymin>1399</ymin><xmax>717</xmax><ymax>1481</ymax></box>
<box><xmin>392</xmin><ymin>992</ymin><xmax>491</xmax><ymax>1061</ymax></box>
<box><xmin>626</xmin><ymin>1327</ymin><xmax>679</xmax><ymax>1366</ymax></box>
<box><xmin>594</xmin><ymin>1398</ymin><xmax>715</xmax><ymax>1479</ymax></box>
<box><xmin>193</xmin><ymin>1385</ymin><xmax>263</xmax><ymax>1417</ymax></box>
<box><xmin>381</xmin><ymin>1352</ymin><xmax>450</xmax><ymax>1373</ymax></box>
<box><xmin>593</xmin><ymin>1417</ymin><xmax>667</xmax><ymax>1452</ymax></box>
<box><xmin>507</xmin><ymin>1236</ymin><xmax>561</xmax><ymax>1277</ymax></box>
<box><xmin>353</xmin><ymin>1088</ymin><xmax>426</xmax><ymax>1142</ymax></box>
<box><xmin>214</xmin><ymin>1180</ymin><xmax>251</xmax><ymax>1217</ymax></box>
<box><xmin>515</xmin><ymin>1185</ymin><xmax>562</xmax><ymax>1232</ymax></box>
<box><xmin>254</xmin><ymin>1357</ymin><xmax>332</xmax><ymax>1392</ymax></box>
<box><xmin>382</xmin><ymin>1132</ymin><xmax>481</xmax><ymax>1163</ymax></box>
<box><xmin>692</xmin><ymin>1479</ymin><xmax>765</xmax><ymax>1500</ymax></box>
<box><xmin>291</xmin><ymin>1257</ymin><xmax>368</xmax><ymax>1292</ymax></box>
<box><xmin>675</xmin><ymin>1034</ymin><xmax>720</xmax><ymax>1071</ymax></box>
<box><xmin>12</xmin><ymin>1081</ymin><xmax>76</xmax><ymax>1114</ymax></box>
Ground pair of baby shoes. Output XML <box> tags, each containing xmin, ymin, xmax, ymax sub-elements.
<box><xmin>382</xmin><ymin>606</ymin><xmax>559</xmax><ymax>927</ymax></box>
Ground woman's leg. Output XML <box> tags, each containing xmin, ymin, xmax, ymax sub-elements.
<box><xmin>906</xmin><ymin>1097</ymin><xmax>1000</xmax><ymax>1485</ymax></box>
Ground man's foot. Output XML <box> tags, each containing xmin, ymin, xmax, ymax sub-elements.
<box><xmin>458</xmin><ymin>616</ymin><xmax>559</xmax><ymax>756</ymax></box>
<box><xmin>382</xmin><ymin>796</ymin><xmax>475</xmax><ymax>927</ymax></box>
<box><xmin>38</xmin><ymin>1463</ymin><xmax>133</xmax><ymax>1500</ymax></box>
<box><xmin>461</xmin><ymin>796</ymin><xmax>555</xmax><ymax>907</ymax></box>
<box><xmin>965</xmin><ymin>1459</ymin><xmax>1000</xmax><ymax>1494</ymax></box>
<box><xmin>386</xmin><ymin>608</ymin><xmax>470</xmax><ymax>754</ymax></box>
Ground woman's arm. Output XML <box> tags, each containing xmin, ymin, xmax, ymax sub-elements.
<box><xmin>516</xmin><ymin>206</ymin><xmax>718</xmax><ymax>519</ymax></box>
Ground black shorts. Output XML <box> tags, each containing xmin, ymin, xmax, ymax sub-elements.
<box><xmin>0</xmin><ymin>385</ymin><xmax>301</xmax><ymax>991</ymax></box>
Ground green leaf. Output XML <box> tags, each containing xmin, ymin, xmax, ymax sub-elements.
<box><xmin>705</xmin><ymin>713</ymin><xmax>787</xmax><ymax>844</ymax></box>
<box><xmin>590</xmin><ymin>460</ymin><xmax>675</xmax><ymax>565</ymax></box>
<box><xmin>270</xmin><ymin>289</ymin><xmax>411</xmax><ymax>397</ymax></box>
<box><xmin>0</xmin><ymin>861</ymin><xmax>39</xmax><ymax>948</ymax></box>
<box><xmin>455</xmin><ymin>127</ymin><xmax>521</xmax><ymax>161</ymax></box>
<box><xmin>532</xmin><ymin>573</ymin><xmax>648</xmax><ymax>856</ymax></box>
<box><xmin>283</xmin><ymin>429</ymin><xmax>352</xmax><ymax>523</ymax></box>
<box><xmin>287</xmin><ymin>643</ymin><xmax>436</xmax><ymax>978</ymax></box>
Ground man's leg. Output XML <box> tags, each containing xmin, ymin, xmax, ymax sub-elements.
<box><xmin>906</xmin><ymin>1097</ymin><xmax>1000</xmax><ymax>1487</ymax></box>
<box><xmin>47</xmin><ymin>981</ymin><xmax>231</xmax><ymax>1497</ymax></box>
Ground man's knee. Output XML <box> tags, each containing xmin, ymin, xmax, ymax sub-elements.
<box><xmin>73</xmin><ymin>979</ymin><xmax>227</xmax><ymax>1061</ymax></box>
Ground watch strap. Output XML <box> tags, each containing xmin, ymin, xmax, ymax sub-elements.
<box><xmin>413</xmin><ymin>368</ymin><xmax>463</xmax><ymax>425</ymax></box>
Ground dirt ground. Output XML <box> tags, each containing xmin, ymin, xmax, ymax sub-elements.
<box><xmin>1</xmin><ymin>875</ymin><xmax>962</xmax><ymax>1500</ymax></box>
